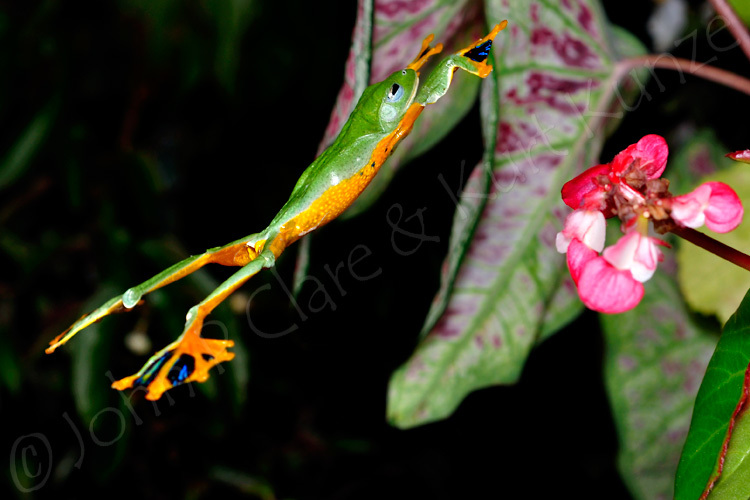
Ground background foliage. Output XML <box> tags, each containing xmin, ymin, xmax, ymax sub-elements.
<box><xmin>1</xmin><ymin>0</ymin><xmax>749</xmax><ymax>498</ymax></box>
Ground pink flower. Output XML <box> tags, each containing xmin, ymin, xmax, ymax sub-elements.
<box><xmin>555</xmin><ymin>209</ymin><xmax>606</xmax><ymax>254</ymax></box>
<box><xmin>557</xmin><ymin>134</ymin><xmax>744</xmax><ymax>314</ymax></box>
<box><xmin>562</xmin><ymin>227</ymin><xmax>662</xmax><ymax>314</ymax></box>
<box><xmin>602</xmin><ymin>230</ymin><xmax>664</xmax><ymax>283</ymax></box>
<box><xmin>609</xmin><ymin>134</ymin><xmax>668</xmax><ymax>180</ymax></box>
<box><xmin>565</xmin><ymin>238</ymin><xmax>598</xmax><ymax>285</ymax></box>
<box><xmin>561</xmin><ymin>135</ymin><xmax>669</xmax><ymax>217</ymax></box>
<box><xmin>561</xmin><ymin>164</ymin><xmax>611</xmax><ymax>211</ymax></box>
<box><xmin>726</xmin><ymin>150</ymin><xmax>750</xmax><ymax>164</ymax></box>
<box><xmin>576</xmin><ymin>256</ymin><xmax>645</xmax><ymax>314</ymax></box>
<box><xmin>671</xmin><ymin>181</ymin><xmax>743</xmax><ymax>233</ymax></box>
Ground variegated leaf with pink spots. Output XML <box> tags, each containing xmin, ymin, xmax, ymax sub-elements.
<box><xmin>316</xmin><ymin>0</ymin><xmax>374</xmax><ymax>154</ymax></box>
<box><xmin>388</xmin><ymin>0</ymin><xmax>647</xmax><ymax>428</ymax></box>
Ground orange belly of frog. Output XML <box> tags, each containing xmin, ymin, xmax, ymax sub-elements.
<box><xmin>269</xmin><ymin>103</ymin><xmax>424</xmax><ymax>256</ymax></box>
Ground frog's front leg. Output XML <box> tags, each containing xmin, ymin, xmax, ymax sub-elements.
<box><xmin>46</xmin><ymin>232</ymin><xmax>268</xmax><ymax>354</ymax></box>
<box><xmin>416</xmin><ymin>21</ymin><xmax>508</xmax><ymax>105</ymax></box>
<box><xmin>111</xmin><ymin>248</ymin><xmax>277</xmax><ymax>400</ymax></box>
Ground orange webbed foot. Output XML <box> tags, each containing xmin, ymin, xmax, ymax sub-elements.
<box><xmin>111</xmin><ymin>251</ymin><xmax>274</xmax><ymax>400</ymax></box>
<box><xmin>454</xmin><ymin>20</ymin><xmax>508</xmax><ymax>78</ymax></box>
<box><xmin>112</xmin><ymin>321</ymin><xmax>234</xmax><ymax>401</ymax></box>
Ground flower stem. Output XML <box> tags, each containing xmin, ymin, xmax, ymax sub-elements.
<box><xmin>616</xmin><ymin>56</ymin><xmax>750</xmax><ymax>96</ymax></box>
<box><xmin>671</xmin><ymin>226</ymin><xmax>750</xmax><ymax>272</ymax></box>
<box><xmin>708</xmin><ymin>0</ymin><xmax>750</xmax><ymax>63</ymax></box>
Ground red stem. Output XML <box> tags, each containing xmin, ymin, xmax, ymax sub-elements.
<box><xmin>708</xmin><ymin>0</ymin><xmax>750</xmax><ymax>63</ymax></box>
<box><xmin>670</xmin><ymin>226</ymin><xmax>750</xmax><ymax>272</ymax></box>
<box><xmin>616</xmin><ymin>55</ymin><xmax>750</xmax><ymax>96</ymax></box>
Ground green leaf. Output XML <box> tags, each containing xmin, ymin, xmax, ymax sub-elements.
<box><xmin>387</xmin><ymin>0</ymin><xmax>647</xmax><ymax>428</ymax></box>
<box><xmin>677</xmin><ymin>159</ymin><xmax>750</xmax><ymax>324</ymax></box>
<box><xmin>204</xmin><ymin>0</ymin><xmax>258</xmax><ymax>94</ymax></box>
<box><xmin>675</xmin><ymin>288</ymin><xmax>750</xmax><ymax>500</ymax></box>
<box><xmin>728</xmin><ymin>0</ymin><xmax>750</xmax><ymax>25</ymax></box>
<box><xmin>710</xmin><ymin>404</ymin><xmax>750</xmax><ymax>499</ymax></box>
<box><xmin>0</xmin><ymin>97</ymin><xmax>58</xmax><ymax>190</ymax></box>
<box><xmin>0</xmin><ymin>326</ymin><xmax>21</xmax><ymax>394</ymax></box>
<box><xmin>602</xmin><ymin>270</ymin><xmax>718</xmax><ymax>500</ymax></box>
<box><xmin>210</xmin><ymin>466</ymin><xmax>276</xmax><ymax>500</ymax></box>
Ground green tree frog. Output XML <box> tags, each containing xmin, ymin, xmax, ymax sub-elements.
<box><xmin>47</xmin><ymin>21</ymin><xmax>508</xmax><ymax>400</ymax></box>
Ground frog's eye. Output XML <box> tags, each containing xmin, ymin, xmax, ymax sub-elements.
<box><xmin>387</xmin><ymin>83</ymin><xmax>404</xmax><ymax>102</ymax></box>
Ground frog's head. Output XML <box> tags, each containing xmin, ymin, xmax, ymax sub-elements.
<box><xmin>357</xmin><ymin>68</ymin><xmax>418</xmax><ymax>132</ymax></box>
<box><xmin>377</xmin><ymin>68</ymin><xmax>418</xmax><ymax>128</ymax></box>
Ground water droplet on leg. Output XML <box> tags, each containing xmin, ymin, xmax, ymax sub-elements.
<box><xmin>185</xmin><ymin>306</ymin><xmax>198</xmax><ymax>323</ymax></box>
<box><xmin>122</xmin><ymin>288</ymin><xmax>142</xmax><ymax>309</ymax></box>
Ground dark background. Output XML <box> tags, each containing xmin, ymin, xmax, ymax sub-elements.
<box><xmin>1</xmin><ymin>1</ymin><xmax>748</xmax><ymax>498</ymax></box>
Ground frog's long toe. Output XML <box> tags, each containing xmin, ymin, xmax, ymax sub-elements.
<box><xmin>46</xmin><ymin>296</ymin><xmax>129</xmax><ymax>354</ymax></box>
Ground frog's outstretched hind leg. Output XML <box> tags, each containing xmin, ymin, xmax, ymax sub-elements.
<box><xmin>46</xmin><ymin>233</ymin><xmax>267</xmax><ymax>354</ymax></box>
<box><xmin>112</xmin><ymin>249</ymin><xmax>277</xmax><ymax>400</ymax></box>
